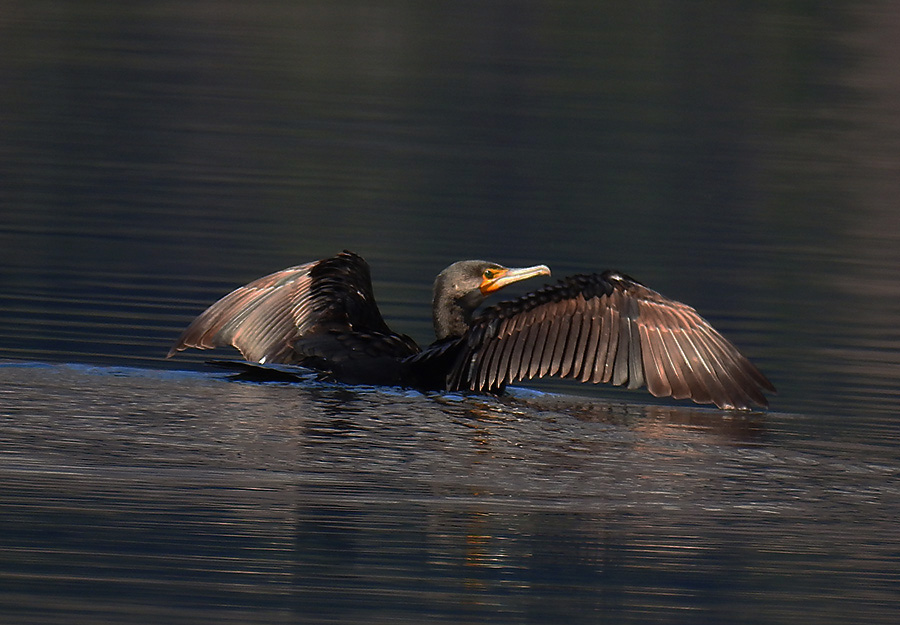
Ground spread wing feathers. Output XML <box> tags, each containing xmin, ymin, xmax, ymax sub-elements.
<box><xmin>167</xmin><ymin>251</ymin><xmax>418</xmax><ymax>365</ymax></box>
<box><xmin>449</xmin><ymin>272</ymin><xmax>775</xmax><ymax>410</ymax></box>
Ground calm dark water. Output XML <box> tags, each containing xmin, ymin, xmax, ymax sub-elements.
<box><xmin>2</xmin><ymin>1</ymin><xmax>900</xmax><ymax>623</ymax></box>
<box><xmin>3</xmin><ymin>363</ymin><xmax>898</xmax><ymax>625</ymax></box>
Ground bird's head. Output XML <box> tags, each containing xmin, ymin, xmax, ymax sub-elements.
<box><xmin>432</xmin><ymin>260</ymin><xmax>551</xmax><ymax>339</ymax></box>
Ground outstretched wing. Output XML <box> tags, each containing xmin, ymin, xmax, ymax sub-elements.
<box><xmin>446</xmin><ymin>272</ymin><xmax>775</xmax><ymax>410</ymax></box>
<box><xmin>167</xmin><ymin>251</ymin><xmax>416</xmax><ymax>365</ymax></box>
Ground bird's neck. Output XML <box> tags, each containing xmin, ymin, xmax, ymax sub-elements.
<box><xmin>433</xmin><ymin>289</ymin><xmax>483</xmax><ymax>340</ymax></box>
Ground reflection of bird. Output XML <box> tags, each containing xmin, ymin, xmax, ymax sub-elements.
<box><xmin>168</xmin><ymin>251</ymin><xmax>774</xmax><ymax>409</ymax></box>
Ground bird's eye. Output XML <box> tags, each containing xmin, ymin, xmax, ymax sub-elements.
<box><xmin>483</xmin><ymin>269</ymin><xmax>496</xmax><ymax>280</ymax></box>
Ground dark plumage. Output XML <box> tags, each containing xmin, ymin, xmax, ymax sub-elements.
<box><xmin>168</xmin><ymin>251</ymin><xmax>775</xmax><ymax>409</ymax></box>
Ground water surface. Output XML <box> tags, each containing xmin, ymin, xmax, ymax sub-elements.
<box><xmin>2</xmin><ymin>1</ymin><xmax>900</xmax><ymax>623</ymax></box>
<box><xmin>2</xmin><ymin>362</ymin><xmax>898</xmax><ymax>624</ymax></box>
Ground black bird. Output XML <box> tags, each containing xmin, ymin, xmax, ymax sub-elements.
<box><xmin>168</xmin><ymin>251</ymin><xmax>774</xmax><ymax>409</ymax></box>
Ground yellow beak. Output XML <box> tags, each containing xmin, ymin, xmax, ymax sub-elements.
<box><xmin>480</xmin><ymin>264</ymin><xmax>551</xmax><ymax>294</ymax></box>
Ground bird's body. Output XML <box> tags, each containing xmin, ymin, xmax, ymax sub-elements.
<box><xmin>168</xmin><ymin>251</ymin><xmax>775</xmax><ymax>409</ymax></box>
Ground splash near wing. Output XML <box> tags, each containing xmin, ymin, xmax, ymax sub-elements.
<box><xmin>449</xmin><ymin>272</ymin><xmax>775</xmax><ymax>410</ymax></box>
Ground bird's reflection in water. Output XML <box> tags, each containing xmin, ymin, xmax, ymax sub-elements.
<box><xmin>200</xmin><ymin>372</ymin><xmax>773</xmax><ymax>619</ymax></box>
<box><xmin>438</xmin><ymin>390</ymin><xmax>768</xmax><ymax>446</ymax></box>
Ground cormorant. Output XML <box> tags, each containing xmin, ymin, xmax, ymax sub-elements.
<box><xmin>168</xmin><ymin>251</ymin><xmax>774</xmax><ymax>409</ymax></box>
